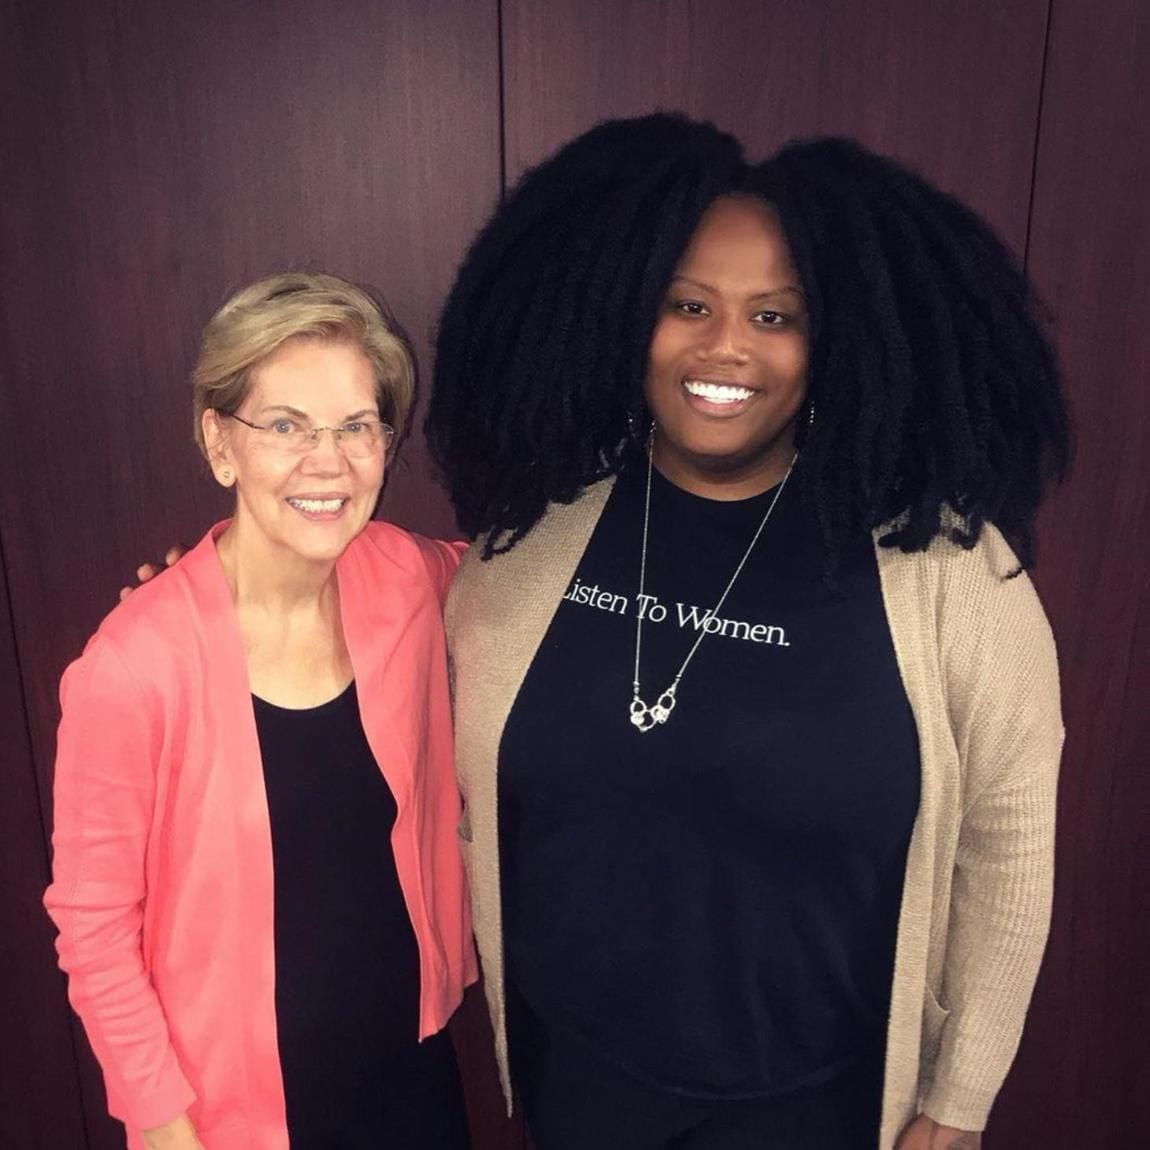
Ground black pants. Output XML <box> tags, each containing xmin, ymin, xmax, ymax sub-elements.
<box><xmin>511</xmin><ymin>998</ymin><xmax>883</xmax><ymax>1150</ymax></box>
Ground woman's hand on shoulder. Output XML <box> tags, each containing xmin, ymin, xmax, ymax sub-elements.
<box><xmin>895</xmin><ymin>1114</ymin><xmax>981</xmax><ymax>1149</ymax></box>
<box><xmin>141</xmin><ymin>1113</ymin><xmax>205</xmax><ymax>1149</ymax></box>
<box><xmin>118</xmin><ymin>546</ymin><xmax>187</xmax><ymax>602</ymax></box>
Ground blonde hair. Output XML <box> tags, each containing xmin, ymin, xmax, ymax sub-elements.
<box><xmin>192</xmin><ymin>272</ymin><xmax>415</xmax><ymax>454</ymax></box>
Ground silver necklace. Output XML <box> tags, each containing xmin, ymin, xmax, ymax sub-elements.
<box><xmin>629</xmin><ymin>441</ymin><xmax>797</xmax><ymax>732</ymax></box>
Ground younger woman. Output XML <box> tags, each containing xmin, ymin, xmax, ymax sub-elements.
<box><xmin>429</xmin><ymin>116</ymin><xmax>1067</xmax><ymax>1150</ymax></box>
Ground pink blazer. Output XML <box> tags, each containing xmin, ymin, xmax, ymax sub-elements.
<box><xmin>44</xmin><ymin>521</ymin><xmax>476</xmax><ymax>1150</ymax></box>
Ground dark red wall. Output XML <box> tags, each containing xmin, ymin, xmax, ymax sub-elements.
<box><xmin>0</xmin><ymin>556</ymin><xmax>90</xmax><ymax>1146</ymax></box>
<box><xmin>502</xmin><ymin>0</ymin><xmax>1049</xmax><ymax>244</ymax></box>
<box><xmin>0</xmin><ymin>1</ymin><xmax>512</xmax><ymax>1145</ymax></box>
<box><xmin>1</xmin><ymin>1</ymin><xmax>1145</xmax><ymax>1147</ymax></box>
<box><xmin>990</xmin><ymin>0</ymin><xmax>1150</xmax><ymax>1142</ymax></box>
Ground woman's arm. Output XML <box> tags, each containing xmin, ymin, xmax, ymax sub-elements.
<box><xmin>923</xmin><ymin>531</ymin><xmax>1063</xmax><ymax>1131</ymax></box>
<box><xmin>412</xmin><ymin>534</ymin><xmax>468</xmax><ymax>607</ymax></box>
<box><xmin>44</xmin><ymin>637</ymin><xmax>198</xmax><ymax>1134</ymax></box>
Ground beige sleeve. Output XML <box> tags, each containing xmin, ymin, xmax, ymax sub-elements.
<box><xmin>923</xmin><ymin>529</ymin><xmax>1064</xmax><ymax>1130</ymax></box>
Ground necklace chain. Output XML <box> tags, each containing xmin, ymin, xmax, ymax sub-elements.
<box><xmin>629</xmin><ymin>443</ymin><xmax>796</xmax><ymax>733</ymax></box>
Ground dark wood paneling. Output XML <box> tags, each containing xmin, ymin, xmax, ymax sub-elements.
<box><xmin>502</xmin><ymin>0</ymin><xmax>1050</xmax><ymax>251</ymax></box>
<box><xmin>0</xmin><ymin>1</ymin><xmax>510</xmax><ymax>1146</ymax></box>
<box><xmin>4</xmin><ymin>2</ymin><xmax>1144</xmax><ymax>1147</ymax></box>
<box><xmin>0</xmin><ymin>542</ymin><xmax>89</xmax><ymax>1147</ymax></box>
<box><xmin>0</xmin><ymin>0</ymin><xmax>499</xmax><ymax>894</ymax></box>
<box><xmin>989</xmin><ymin>0</ymin><xmax>1150</xmax><ymax>1145</ymax></box>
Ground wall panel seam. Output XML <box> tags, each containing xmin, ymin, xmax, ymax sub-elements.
<box><xmin>0</xmin><ymin>527</ymin><xmax>50</xmax><ymax>871</ymax></box>
<box><xmin>0</xmin><ymin>522</ymin><xmax>97</xmax><ymax>1148</ymax></box>
<box><xmin>497</xmin><ymin>0</ymin><xmax>508</xmax><ymax>198</ymax></box>
<box><xmin>1023</xmin><ymin>0</ymin><xmax>1057</xmax><ymax>272</ymax></box>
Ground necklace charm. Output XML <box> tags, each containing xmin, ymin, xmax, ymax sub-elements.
<box><xmin>628</xmin><ymin>434</ymin><xmax>797</xmax><ymax>734</ymax></box>
<box><xmin>630</xmin><ymin>687</ymin><xmax>678</xmax><ymax>733</ymax></box>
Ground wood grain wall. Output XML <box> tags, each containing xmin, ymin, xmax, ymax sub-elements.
<box><xmin>0</xmin><ymin>0</ymin><xmax>510</xmax><ymax>1145</ymax></box>
<box><xmin>0</xmin><ymin>555</ymin><xmax>90</xmax><ymax>1146</ymax></box>
<box><xmin>1</xmin><ymin>1</ymin><xmax>1145</xmax><ymax>1147</ymax></box>
<box><xmin>990</xmin><ymin>0</ymin><xmax>1150</xmax><ymax>1143</ymax></box>
<box><xmin>502</xmin><ymin>0</ymin><xmax>1049</xmax><ymax>244</ymax></box>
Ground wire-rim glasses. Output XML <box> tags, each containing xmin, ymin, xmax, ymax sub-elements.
<box><xmin>220</xmin><ymin>411</ymin><xmax>395</xmax><ymax>459</ymax></box>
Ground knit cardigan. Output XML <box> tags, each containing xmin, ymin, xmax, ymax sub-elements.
<box><xmin>444</xmin><ymin>477</ymin><xmax>1063</xmax><ymax>1148</ymax></box>
<box><xmin>46</xmin><ymin>521</ymin><xmax>476</xmax><ymax>1150</ymax></box>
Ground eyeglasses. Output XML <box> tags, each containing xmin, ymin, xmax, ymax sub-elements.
<box><xmin>221</xmin><ymin>412</ymin><xmax>395</xmax><ymax>458</ymax></box>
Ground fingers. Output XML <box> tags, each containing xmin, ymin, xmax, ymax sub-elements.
<box><xmin>118</xmin><ymin>567</ymin><xmax>158</xmax><ymax>603</ymax></box>
<box><xmin>119</xmin><ymin>549</ymin><xmax>185</xmax><ymax>605</ymax></box>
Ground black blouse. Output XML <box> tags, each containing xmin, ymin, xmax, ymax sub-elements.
<box><xmin>253</xmin><ymin>682</ymin><xmax>422</xmax><ymax>1136</ymax></box>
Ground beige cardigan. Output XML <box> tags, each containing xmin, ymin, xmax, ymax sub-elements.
<box><xmin>445</xmin><ymin>478</ymin><xmax>1062</xmax><ymax>1148</ymax></box>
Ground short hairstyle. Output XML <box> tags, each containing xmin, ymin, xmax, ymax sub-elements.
<box><xmin>427</xmin><ymin>116</ymin><xmax>1069</xmax><ymax>568</ymax></box>
<box><xmin>192</xmin><ymin>271</ymin><xmax>415</xmax><ymax>454</ymax></box>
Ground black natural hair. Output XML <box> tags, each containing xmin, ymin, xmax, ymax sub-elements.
<box><xmin>747</xmin><ymin>138</ymin><xmax>1069</xmax><ymax>569</ymax></box>
<box><xmin>427</xmin><ymin>117</ymin><xmax>1069</xmax><ymax>567</ymax></box>
<box><xmin>427</xmin><ymin>113</ymin><xmax>746</xmax><ymax>553</ymax></box>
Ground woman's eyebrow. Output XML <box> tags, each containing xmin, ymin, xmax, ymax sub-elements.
<box><xmin>748</xmin><ymin>287</ymin><xmax>805</xmax><ymax>303</ymax></box>
<box><xmin>253</xmin><ymin>405</ymin><xmax>380</xmax><ymax>420</ymax></box>
<box><xmin>671</xmin><ymin>276</ymin><xmax>805</xmax><ymax>301</ymax></box>
<box><xmin>254</xmin><ymin>404</ymin><xmax>310</xmax><ymax>418</ymax></box>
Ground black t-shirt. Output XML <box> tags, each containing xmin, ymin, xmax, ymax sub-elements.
<box><xmin>498</xmin><ymin>463</ymin><xmax>921</xmax><ymax>1100</ymax></box>
<box><xmin>253</xmin><ymin>682</ymin><xmax>422</xmax><ymax>1137</ymax></box>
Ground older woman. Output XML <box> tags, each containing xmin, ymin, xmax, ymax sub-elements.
<box><xmin>45</xmin><ymin>273</ymin><xmax>474</xmax><ymax>1150</ymax></box>
<box><xmin>427</xmin><ymin>117</ymin><xmax>1067</xmax><ymax>1150</ymax></box>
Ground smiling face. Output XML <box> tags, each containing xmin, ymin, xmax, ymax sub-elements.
<box><xmin>644</xmin><ymin>195</ymin><xmax>808</xmax><ymax>499</ymax></box>
<box><xmin>203</xmin><ymin>337</ymin><xmax>386</xmax><ymax>568</ymax></box>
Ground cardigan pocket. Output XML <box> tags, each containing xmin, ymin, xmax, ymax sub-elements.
<box><xmin>919</xmin><ymin>986</ymin><xmax>951</xmax><ymax>1079</ymax></box>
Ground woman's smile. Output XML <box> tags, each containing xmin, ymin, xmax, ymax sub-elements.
<box><xmin>680</xmin><ymin>376</ymin><xmax>759</xmax><ymax>416</ymax></box>
<box><xmin>285</xmin><ymin>493</ymin><xmax>352</xmax><ymax>519</ymax></box>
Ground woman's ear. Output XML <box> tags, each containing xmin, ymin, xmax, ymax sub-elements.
<box><xmin>201</xmin><ymin>409</ymin><xmax>236</xmax><ymax>488</ymax></box>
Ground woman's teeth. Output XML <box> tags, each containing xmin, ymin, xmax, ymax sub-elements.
<box><xmin>684</xmin><ymin>380</ymin><xmax>754</xmax><ymax>403</ymax></box>
<box><xmin>288</xmin><ymin>498</ymin><xmax>345</xmax><ymax>513</ymax></box>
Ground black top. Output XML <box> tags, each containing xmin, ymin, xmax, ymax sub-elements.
<box><xmin>499</xmin><ymin>463</ymin><xmax>921</xmax><ymax>1100</ymax></box>
<box><xmin>253</xmin><ymin>682</ymin><xmax>422</xmax><ymax>1136</ymax></box>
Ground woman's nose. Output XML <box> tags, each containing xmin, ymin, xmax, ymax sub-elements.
<box><xmin>697</xmin><ymin>313</ymin><xmax>749</xmax><ymax>362</ymax></box>
<box><xmin>299</xmin><ymin>430</ymin><xmax>349</xmax><ymax>470</ymax></box>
